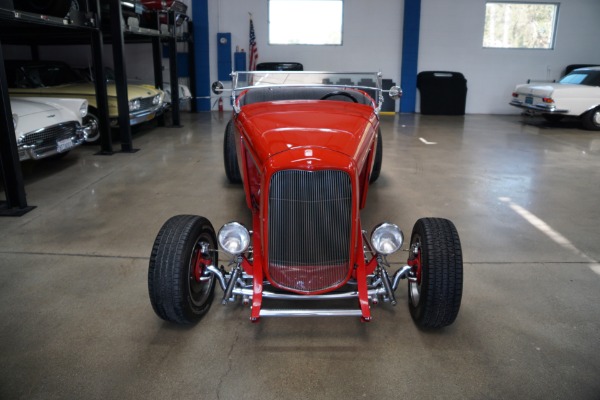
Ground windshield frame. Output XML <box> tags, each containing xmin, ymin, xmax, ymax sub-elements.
<box><xmin>230</xmin><ymin>71</ymin><xmax>384</xmax><ymax>114</ymax></box>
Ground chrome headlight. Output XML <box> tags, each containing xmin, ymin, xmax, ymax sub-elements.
<box><xmin>79</xmin><ymin>100</ymin><xmax>88</xmax><ymax>118</ymax></box>
<box><xmin>152</xmin><ymin>94</ymin><xmax>161</xmax><ymax>105</ymax></box>
<box><xmin>129</xmin><ymin>98</ymin><xmax>141</xmax><ymax>111</ymax></box>
<box><xmin>371</xmin><ymin>223</ymin><xmax>404</xmax><ymax>255</ymax></box>
<box><xmin>218</xmin><ymin>222</ymin><xmax>250</xmax><ymax>256</ymax></box>
<box><xmin>12</xmin><ymin>113</ymin><xmax>18</xmax><ymax>130</ymax></box>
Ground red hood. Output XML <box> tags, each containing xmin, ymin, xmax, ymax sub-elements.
<box><xmin>237</xmin><ymin>101</ymin><xmax>378</xmax><ymax>164</ymax></box>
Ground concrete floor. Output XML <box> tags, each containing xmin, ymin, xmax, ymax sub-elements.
<box><xmin>1</xmin><ymin>112</ymin><xmax>599</xmax><ymax>399</ymax></box>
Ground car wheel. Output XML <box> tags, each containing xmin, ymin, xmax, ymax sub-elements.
<box><xmin>408</xmin><ymin>218</ymin><xmax>463</xmax><ymax>329</ymax></box>
<box><xmin>223</xmin><ymin>119</ymin><xmax>242</xmax><ymax>183</ymax></box>
<box><xmin>581</xmin><ymin>106</ymin><xmax>600</xmax><ymax>131</ymax></box>
<box><xmin>83</xmin><ymin>108</ymin><xmax>100</xmax><ymax>144</ymax></box>
<box><xmin>148</xmin><ymin>215</ymin><xmax>217</xmax><ymax>324</ymax></box>
<box><xmin>369</xmin><ymin>127</ymin><xmax>383</xmax><ymax>184</ymax></box>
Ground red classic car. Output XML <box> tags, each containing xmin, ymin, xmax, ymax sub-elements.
<box><xmin>141</xmin><ymin>0</ymin><xmax>186</xmax><ymax>14</ymax></box>
<box><xmin>148</xmin><ymin>72</ymin><xmax>463</xmax><ymax>329</ymax></box>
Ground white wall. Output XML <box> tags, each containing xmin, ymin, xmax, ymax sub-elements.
<box><xmin>418</xmin><ymin>0</ymin><xmax>600</xmax><ymax>114</ymax></box>
<box><xmin>207</xmin><ymin>0</ymin><xmax>404</xmax><ymax>84</ymax></box>
<box><xmin>4</xmin><ymin>0</ymin><xmax>600</xmax><ymax>114</ymax></box>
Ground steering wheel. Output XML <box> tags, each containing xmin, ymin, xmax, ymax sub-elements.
<box><xmin>320</xmin><ymin>91</ymin><xmax>359</xmax><ymax>103</ymax></box>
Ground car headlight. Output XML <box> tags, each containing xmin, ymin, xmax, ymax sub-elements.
<box><xmin>129</xmin><ymin>99</ymin><xmax>141</xmax><ymax>111</ymax></box>
<box><xmin>152</xmin><ymin>94</ymin><xmax>161</xmax><ymax>105</ymax></box>
<box><xmin>12</xmin><ymin>113</ymin><xmax>18</xmax><ymax>130</ymax></box>
<box><xmin>371</xmin><ymin>223</ymin><xmax>404</xmax><ymax>255</ymax></box>
<box><xmin>218</xmin><ymin>222</ymin><xmax>250</xmax><ymax>256</ymax></box>
<box><xmin>79</xmin><ymin>100</ymin><xmax>88</xmax><ymax>118</ymax></box>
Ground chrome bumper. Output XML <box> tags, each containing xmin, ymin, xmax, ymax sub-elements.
<box><xmin>128</xmin><ymin>103</ymin><xmax>167</xmax><ymax>126</ymax></box>
<box><xmin>509</xmin><ymin>99</ymin><xmax>569</xmax><ymax>114</ymax></box>
<box><xmin>18</xmin><ymin>122</ymin><xmax>86</xmax><ymax>161</ymax></box>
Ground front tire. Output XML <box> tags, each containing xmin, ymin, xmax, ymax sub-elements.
<box><xmin>148</xmin><ymin>215</ymin><xmax>217</xmax><ymax>324</ymax></box>
<box><xmin>223</xmin><ymin>119</ymin><xmax>242</xmax><ymax>183</ymax></box>
<box><xmin>83</xmin><ymin>108</ymin><xmax>100</xmax><ymax>144</ymax></box>
<box><xmin>369</xmin><ymin>127</ymin><xmax>383</xmax><ymax>183</ymax></box>
<box><xmin>581</xmin><ymin>106</ymin><xmax>600</xmax><ymax>131</ymax></box>
<box><xmin>408</xmin><ymin>218</ymin><xmax>463</xmax><ymax>328</ymax></box>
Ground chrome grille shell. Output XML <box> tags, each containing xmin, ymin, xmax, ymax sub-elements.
<box><xmin>18</xmin><ymin>121</ymin><xmax>79</xmax><ymax>147</ymax></box>
<box><xmin>267</xmin><ymin>169</ymin><xmax>353</xmax><ymax>293</ymax></box>
<box><xmin>17</xmin><ymin>121</ymin><xmax>85</xmax><ymax>161</ymax></box>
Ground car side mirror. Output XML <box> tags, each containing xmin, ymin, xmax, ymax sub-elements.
<box><xmin>388</xmin><ymin>86</ymin><xmax>402</xmax><ymax>100</ymax></box>
<box><xmin>211</xmin><ymin>81</ymin><xmax>224</xmax><ymax>95</ymax></box>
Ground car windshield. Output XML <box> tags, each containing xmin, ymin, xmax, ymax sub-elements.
<box><xmin>559</xmin><ymin>70</ymin><xmax>600</xmax><ymax>86</ymax></box>
<box><xmin>20</xmin><ymin>64</ymin><xmax>85</xmax><ymax>87</ymax></box>
<box><xmin>231</xmin><ymin>71</ymin><xmax>384</xmax><ymax>111</ymax></box>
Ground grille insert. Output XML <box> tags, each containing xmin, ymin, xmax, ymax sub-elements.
<box><xmin>19</xmin><ymin>122</ymin><xmax>79</xmax><ymax>147</ymax></box>
<box><xmin>268</xmin><ymin>170</ymin><xmax>352</xmax><ymax>292</ymax></box>
<box><xmin>138</xmin><ymin>96</ymin><xmax>157</xmax><ymax>111</ymax></box>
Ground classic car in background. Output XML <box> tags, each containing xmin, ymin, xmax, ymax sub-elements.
<box><xmin>147</xmin><ymin>71</ymin><xmax>464</xmax><ymax>329</ymax></box>
<box><xmin>159</xmin><ymin>82</ymin><xmax>192</xmax><ymax>109</ymax></box>
<box><xmin>7</xmin><ymin>0</ymin><xmax>187</xmax><ymax>24</ymax></box>
<box><xmin>100</xmin><ymin>0</ymin><xmax>188</xmax><ymax>30</ymax></box>
<box><xmin>75</xmin><ymin>66</ymin><xmax>192</xmax><ymax>109</ymax></box>
<box><xmin>5</xmin><ymin>60</ymin><xmax>166</xmax><ymax>143</ymax></box>
<box><xmin>510</xmin><ymin>66</ymin><xmax>600</xmax><ymax>131</ymax></box>
<box><xmin>142</xmin><ymin>0</ymin><xmax>188</xmax><ymax>27</ymax></box>
<box><xmin>10</xmin><ymin>97</ymin><xmax>90</xmax><ymax>161</ymax></box>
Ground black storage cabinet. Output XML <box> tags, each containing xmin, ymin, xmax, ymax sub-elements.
<box><xmin>417</xmin><ymin>71</ymin><xmax>467</xmax><ymax>115</ymax></box>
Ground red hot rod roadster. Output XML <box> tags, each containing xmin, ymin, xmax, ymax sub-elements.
<box><xmin>148</xmin><ymin>71</ymin><xmax>463</xmax><ymax>328</ymax></box>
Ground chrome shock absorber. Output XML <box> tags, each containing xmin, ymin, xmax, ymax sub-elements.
<box><xmin>377</xmin><ymin>255</ymin><xmax>397</xmax><ymax>306</ymax></box>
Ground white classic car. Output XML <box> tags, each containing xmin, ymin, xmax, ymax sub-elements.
<box><xmin>509</xmin><ymin>66</ymin><xmax>600</xmax><ymax>130</ymax></box>
<box><xmin>6</xmin><ymin>60</ymin><xmax>166</xmax><ymax>144</ymax></box>
<box><xmin>11</xmin><ymin>97</ymin><xmax>91</xmax><ymax>161</ymax></box>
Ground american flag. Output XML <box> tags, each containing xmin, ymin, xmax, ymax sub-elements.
<box><xmin>249</xmin><ymin>17</ymin><xmax>258</xmax><ymax>71</ymax></box>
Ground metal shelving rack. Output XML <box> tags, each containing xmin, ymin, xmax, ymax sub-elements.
<box><xmin>0</xmin><ymin>0</ymin><xmax>192</xmax><ymax>216</ymax></box>
<box><xmin>0</xmin><ymin>1</ymin><xmax>106</xmax><ymax>216</ymax></box>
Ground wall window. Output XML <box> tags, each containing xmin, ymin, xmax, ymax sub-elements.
<box><xmin>483</xmin><ymin>2</ymin><xmax>559</xmax><ymax>49</ymax></box>
<box><xmin>269</xmin><ymin>0</ymin><xmax>343</xmax><ymax>45</ymax></box>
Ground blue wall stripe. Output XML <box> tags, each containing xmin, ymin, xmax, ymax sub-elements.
<box><xmin>400</xmin><ymin>0</ymin><xmax>421</xmax><ymax>113</ymax></box>
<box><xmin>193</xmin><ymin>0</ymin><xmax>211</xmax><ymax>111</ymax></box>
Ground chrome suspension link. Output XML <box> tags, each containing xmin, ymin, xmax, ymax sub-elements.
<box><xmin>377</xmin><ymin>255</ymin><xmax>397</xmax><ymax>305</ymax></box>
<box><xmin>222</xmin><ymin>267</ymin><xmax>241</xmax><ymax>304</ymax></box>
